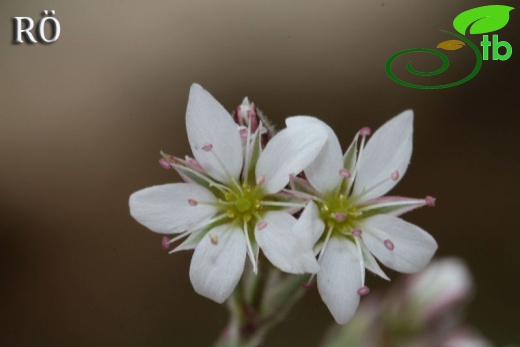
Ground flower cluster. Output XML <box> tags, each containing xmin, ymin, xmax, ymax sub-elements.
<box><xmin>129</xmin><ymin>84</ymin><xmax>438</xmax><ymax>324</ymax></box>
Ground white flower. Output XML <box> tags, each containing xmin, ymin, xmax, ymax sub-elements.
<box><xmin>289</xmin><ymin>111</ymin><xmax>438</xmax><ymax>324</ymax></box>
<box><xmin>407</xmin><ymin>257</ymin><xmax>473</xmax><ymax>323</ymax></box>
<box><xmin>129</xmin><ymin>84</ymin><xmax>327</xmax><ymax>303</ymax></box>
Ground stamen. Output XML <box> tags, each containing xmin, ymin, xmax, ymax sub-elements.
<box><xmin>357</xmin><ymin>286</ymin><xmax>370</xmax><ymax>296</ymax></box>
<box><xmin>339</xmin><ymin>168</ymin><xmax>352</xmax><ymax>178</ymax></box>
<box><xmin>351</xmin><ymin>229</ymin><xmax>362</xmax><ymax>237</ymax></box>
<box><xmin>350</xmin><ymin>171</ymin><xmax>400</xmax><ymax>204</ymax></box>
<box><xmin>171</xmin><ymin>163</ymin><xmax>232</xmax><ymax>194</ymax></box>
<box><xmin>256</xmin><ymin>174</ymin><xmax>265</xmax><ymax>186</ymax></box>
<box><xmin>239</xmin><ymin>128</ymin><xmax>248</xmax><ymax>138</ymax></box>
<box><xmin>384</xmin><ymin>239</ymin><xmax>395</xmax><ymax>251</ymax></box>
<box><xmin>241</xmin><ymin>119</ymin><xmax>255</xmax><ymax>183</ymax></box>
<box><xmin>359</xmin><ymin>127</ymin><xmax>371</xmax><ymax>137</ymax></box>
<box><xmin>161</xmin><ymin>236</ymin><xmax>170</xmax><ymax>250</ymax></box>
<box><xmin>354</xmin><ymin>237</ymin><xmax>366</xmax><ymax>286</ymax></box>
<box><xmin>243</xmin><ymin>221</ymin><xmax>258</xmax><ymax>274</ymax></box>
<box><xmin>209</xmin><ymin>233</ymin><xmax>218</xmax><ymax>245</ymax></box>
<box><xmin>165</xmin><ymin>229</ymin><xmax>194</xmax><ymax>251</ymax></box>
<box><xmin>203</xmin><ymin>143</ymin><xmax>238</xmax><ymax>186</ymax></box>
<box><xmin>425</xmin><ymin>196</ymin><xmax>436</xmax><ymax>207</ymax></box>
<box><xmin>159</xmin><ymin>158</ymin><xmax>171</xmax><ymax>170</ymax></box>
<box><xmin>317</xmin><ymin>226</ymin><xmax>334</xmax><ymax>263</ymax></box>
<box><xmin>256</xmin><ymin>220</ymin><xmax>267</xmax><ymax>230</ymax></box>
<box><xmin>260</xmin><ymin>201</ymin><xmax>306</xmax><ymax>209</ymax></box>
<box><xmin>186</xmin><ymin>157</ymin><xmax>205</xmax><ymax>171</ymax></box>
<box><xmin>348</xmin><ymin>130</ymin><xmax>369</xmax><ymax>194</ymax></box>
<box><xmin>301</xmin><ymin>281</ymin><xmax>314</xmax><ymax>289</ymax></box>
<box><xmin>188</xmin><ymin>199</ymin><xmax>198</xmax><ymax>206</ymax></box>
<box><xmin>334</xmin><ymin>213</ymin><xmax>347</xmax><ymax>222</ymax></box>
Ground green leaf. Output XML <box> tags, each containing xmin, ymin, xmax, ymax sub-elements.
<box><xmin>453</xmin><ymin>5</ymin><xmax>514</xmax><ymax>35</ymax></box>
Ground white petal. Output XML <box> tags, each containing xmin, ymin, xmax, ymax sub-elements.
<box><xmin>286</xmin><ymin>116</ymin><xmax>343</xmax><ymax>194</ymax></box>
<box><xmin>255</xmin><ymin>211</ymin><xmax>320</xmax><ymax>274</ymax></box>
<box><xmin>317</xmin><ymin>237</ymin><xmax>362</xmax><ymax>324</ymax></box>
<box><xmin>186</xmin><ymin>83</ymin><xmax>243</xmax><ymax>183</ymax></box>
<box><xmin>353</xmin><ymin>110</ymin><xmax>413</xmax><ymax>202</ymax></box>
<box><xmin>255</xmin><ymin>117</ymin><xmax>327</xmax><ymax>194</ymax></box>
<box><xmin>361</xmin><ymin>214</ymin><xmax>437</xmax><ymax>273</ymax></box>
<box><xmin>293</xmin><ymin>201</ymin><xmax>325</xmax><ymax>245</ymax></box>
<box><xmin>189</xmin><ymin>224</ymin><xmax>246</xmax><ymax>303</ymax></box>
<box><xmin>129</xmin><ymin>183</ymin><xmax>217</xmax><ymax>234</ymax></box>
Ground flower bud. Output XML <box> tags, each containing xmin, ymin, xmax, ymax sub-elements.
<box><xmin>406</xmin><ymin>257</ymin><xmax>473</xmax><ymax>323</ymax></box>
<box><xmin>233</xmin><ymin>97</ymin><xmax>275</xmax><ymax>146</ymax></box>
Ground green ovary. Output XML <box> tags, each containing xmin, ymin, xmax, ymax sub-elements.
<box><xmin>318</xmin><ymin>193</ymin><xmax>362</xmax><ymax>235</ymax></box>
<box><xmin>222</xmin><ymin>183</ymin><xmax>263</xmax><ymax>223</ymax></box>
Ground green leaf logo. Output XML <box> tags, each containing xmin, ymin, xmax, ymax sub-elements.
<box><xmin>453</xmin><ymin>5</ymin><xmax>514</xmax><ymax>35</ymax></box>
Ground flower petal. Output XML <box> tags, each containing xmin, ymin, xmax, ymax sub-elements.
<box><xmin>255</xmin><ymin>117</ymin><xmax>327</xmax><ymax>194</ymax></box>
<box><xmin>186</xmin><ymin>83</ymin><xmax>243</xmax><ymax>183</ymax></box>
<box><xmin>189</xmin><ymin>224</ymin><xmax>246</xmax><ymax>303</ymax></box>
<box><xmin>255</xmin><ymin>211</ymin><xmax>320</xmax><ymax>274</ymax></box>
<box><xmin>317</xmin><ymin>237</ymin><xmax>362</xmax><ymax>324</ymax></box>
<box><xmin>361</xmin><ymin>214</ymin><xmax>438</xmax><ymax>273</ymax></box>
<box><xmin>286</xmin><ymin>116</ymin><xmax>343</xmax><ymax>195</ymax></box>
<box><xmin>353</xmin><ymin>110</ymin><xmax>413</xmax><ymax>202</ymax></box>
<box><xmin>129</xmin><ymin>183</ymin><xmax>217</xmax><ymax>234</ymax></box>
<box><xmin>293</xmin><ymin>201</ymin><xmax>325</xmax><ymax>245</ymax></box>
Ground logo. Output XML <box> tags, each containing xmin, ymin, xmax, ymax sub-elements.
<box><xmin>386</xmin><ymin>5</ymin><xmax>514</xmax><ymax>89</ymax></box>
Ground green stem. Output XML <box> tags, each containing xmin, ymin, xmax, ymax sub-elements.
<box><xmin>213</xmin><ymin>265</ymin><xmax>308</xmax><ymax>347</ymax></box>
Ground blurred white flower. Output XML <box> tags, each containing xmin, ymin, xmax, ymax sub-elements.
<box><xmin>439</xmin><ymin>327</ymin><xmax>493</xmax><ymax>347</ymax></box>
<box><xmin>290</xmin><ymin>111</ymin><xmax>438</xmax><ymax>324</ymax></box>
<box><xmin>129</xmin><ymin>84</ymin><xmax>327</xmax><ymax>303</ymax></box>
<box><xmin>407</xmin><ymin>257</ymin><xmax>473</xmax><ymax>323</ymax></box>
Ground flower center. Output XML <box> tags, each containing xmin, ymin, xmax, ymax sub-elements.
<box><xmin>318</xmin><ymin>193</ymin><xmax>362</xmax><ymax>233</ymax></box>
<box><xmin>223</xmin><ymin>183</ymin><xmax>263</xmax><ymax>222</ymax></box>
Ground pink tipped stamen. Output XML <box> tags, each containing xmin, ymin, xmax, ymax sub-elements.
<box><xmin>239</xmin><ymin>128</ymin><xmax>248</xmax><ymax>138</ymax></box>
<box><xmin>256</xmin><ymin>174</ymin><xmax>265</xmax><ymax>186</ymax></box>
<box><xmin>334</xmin><ymin>213</ymin><xmax>347</xmax><ymax>222</ymax></box>
<box><xmin>257</xmin><ymin>220</ymin><xmax>267</xmax><ymax>230</ymax></box>
<box><xmin>188</xmin><ymin>199</ymin><xmax>198</xmax><ymax>206</ymax></box>
<box><xmin>351</xmin><ymin>229</ymin><xmax>362</xmax><ymax>237</ymax></box>
<box><xmin>357</xmin><ymin>286</ymin><xmax>370</xmax><ymax>296</ymax></box>
<box><xmin>209</xmin><ymin>234</ymin><xmax>218</xmax><ymax>246</ymax></box>
<box><xmin>161</xmin><ymin>236</ymin><xmax>170</xmax><ymax>250</ymax></box>
<box><xmin>425</xmin><ymin>196</ymin><xmax>436</xmax><ymax>207</ymax></box>
<box><xmin>159</xmin><ymin>158</ymin><xmax>172</xmax><ymax>170</ymax></box>
<box><xmin>202</xmin><ymin>143</ymin><xmax>213</xmax><ymax>152</ymax></box>
<box><xmin>359</xmin><ymin>127</ymin><xmax>371</xmax><ymax>137</ymax></box>
<box><xmin>339</xmin><ymin>168</ymin><xmax>352</xmax><ymax>178</ymax></box>
<box><xmin>384</xmin><ymin>239</ymin><xmax>395</xmax><ymax>251</ymax></box>
<box><xmin>302</xmin><ymin>281</ymin><xmax>314</xmax><ymax>289</ymax></box>
<box><xmin>391</xmin><ymin>170</ymin><xmax>400</xmax><ymax>181</ymax></box>
<box><xmin>209</xmin><ymin>233</ymin><xmax>218</xmax><ymax>245</ymax></box>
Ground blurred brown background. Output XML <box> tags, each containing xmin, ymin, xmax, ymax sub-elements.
<box><xmin>1</xmin><ymin>1</ymin><xmax>519</xmax><ymax>346</ymax></box>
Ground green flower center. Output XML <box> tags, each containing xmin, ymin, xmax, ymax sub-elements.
<box><xmin>318</xmin><ymin>193</ymin><xmax>362</xmax><ymax>235</ymax></box>
<box><xmin>222</xmin><ymin>183</ymin><xmax>264</xmax><ymax>223</ymax></box>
